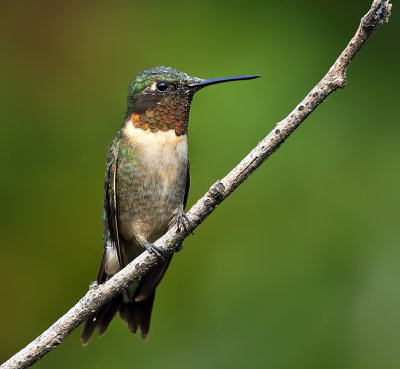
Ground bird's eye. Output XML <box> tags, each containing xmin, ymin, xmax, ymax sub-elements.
<box><xmin>156</xmin><ymin>81</ymin><xmax>168</xmax><ymax>92</ymax></box>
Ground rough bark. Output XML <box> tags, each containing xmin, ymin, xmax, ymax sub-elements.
<box><xmin>0</xmin><ymin>1</ymin><xmax>392</xmax><ymax>368</ymax></box>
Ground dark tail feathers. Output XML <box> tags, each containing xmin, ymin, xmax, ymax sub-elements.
<box><xmin>81</xmin><ymin>292</ymin><xmax>155</xmax><ymax>345</ymax></box>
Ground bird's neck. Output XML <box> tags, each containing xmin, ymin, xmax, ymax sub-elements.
<box><xmin>128</xmin><ymin>100</ymin><xmax>190</xmax><ymax>137</ymax></box>
<box><xmin>122</xmin><ymin>118</ymin><xmax>188</xmax><ymax>152</ymax></box>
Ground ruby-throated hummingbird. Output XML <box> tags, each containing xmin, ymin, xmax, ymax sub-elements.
<box><xmin>81</xmin><ymin>66</ymin><xmax>260</xmax><ymax>344</ymax></box>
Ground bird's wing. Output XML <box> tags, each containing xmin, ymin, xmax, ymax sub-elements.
<box><xmin>96</xmin><ymin>137</ymin><xmax>122</xmax><ymax>283</ymax></box>
<box><xmin>183</xmin><ymin>161</ymin><xmax>190</xmax><ymax>209</ymax></box>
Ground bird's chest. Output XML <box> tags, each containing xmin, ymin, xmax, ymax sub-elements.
<box><xmin>134</xmin><ymin>134</ymin><xmax>188</xmax><ymax>201</ymax></box>
<box><xmin>117</xmin><ymin>123</ymin><xmax>188</xmax><ymax>239</ymax></box>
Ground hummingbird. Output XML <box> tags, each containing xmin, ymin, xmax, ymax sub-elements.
<box><xmin>81</xmin><ymin>66</ymin><xmax>261</xmax><ymax>345</ymax></box>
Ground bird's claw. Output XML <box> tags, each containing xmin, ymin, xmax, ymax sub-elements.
<box><xmin>176</xmin><ymin>212</ymin><xmax>194</xmax><ymax>235</ymax></box>
<box><xmin>144</xmin><ymin>242</ymin><xmax>167</xmax><ymax>261</ymax></box>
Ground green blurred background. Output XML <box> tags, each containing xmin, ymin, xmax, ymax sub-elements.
<box><xmin>1</xmin><ymin>0</ymin><xmax>399</xmax><ymax>368</ymax></box>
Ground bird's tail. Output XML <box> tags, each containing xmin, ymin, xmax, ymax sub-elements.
<box><xmin>80</xmin><ymin>292</ymin><xmax>155</xmax><ymax>345</ymax></box>
<box><xmin>80</xmin><ymin>250</ymin><xmax>171</xmax><ymax>345</ymax></box>
<box><xmin>119</xmin><ymin>292</ymin><xmax>155</xmax><ymax>340</ymax></box>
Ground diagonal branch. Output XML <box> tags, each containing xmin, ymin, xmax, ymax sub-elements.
<box><xmin>1</xmin><ymin>1</ymin><xmax>392</xmax><ymax>368</ymax></box>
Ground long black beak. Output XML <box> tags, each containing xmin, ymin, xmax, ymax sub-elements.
<box><xmin>189</xmin><ymin>74</ymin><xmax>261</xmax><ymax>88</ymax></box>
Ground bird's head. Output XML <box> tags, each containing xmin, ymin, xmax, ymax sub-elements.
<box><xmin>125</xmin><ymin>66</ymin><xmax>260</xmax><ymax>136</ymax></box>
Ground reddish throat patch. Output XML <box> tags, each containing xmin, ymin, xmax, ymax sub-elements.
<box><xmin>131</xmin><ymin>103</ymin><xmax>189</xmax><ymax>136</ymax></box>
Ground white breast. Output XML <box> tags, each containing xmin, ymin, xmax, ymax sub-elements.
<box><xmin>122</xmin><ymin>119</ymin><xmax>188</xmax><ymax>178</ymax></box>
<box><xmin>121</xmin><ymin>120</ymin><xmax>189</xmax><ymax>240</ymax></box>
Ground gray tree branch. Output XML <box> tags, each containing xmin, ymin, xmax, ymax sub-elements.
<box><xmin>1</xmin><ymin>1</ymin><xmax>392</xmax><ymax>368</ymax></box>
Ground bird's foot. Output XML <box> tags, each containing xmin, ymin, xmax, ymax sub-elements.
<box><xmin>143</xmin><ymin>241</ymin><xmax>167</xmax><ymax>260</ymax></box>
<box><xmin>176</xmin><ymin>211</ymin><xmax>194</xmax><ymax>235</ymax></box>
